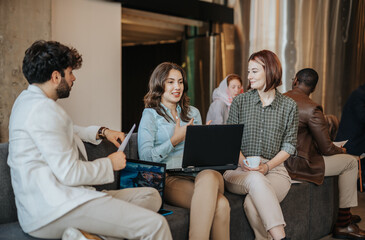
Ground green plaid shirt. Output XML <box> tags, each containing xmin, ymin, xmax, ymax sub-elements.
<box><xmin>227</xmin><ymin>89</ymin><xmax>298</xmax><ymax>159</ymax></box>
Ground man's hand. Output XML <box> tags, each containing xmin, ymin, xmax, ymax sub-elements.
<box><xmin>341</xmin><ymin>147</ymin><xmax>347</xmax><ymax>153</ymax></box>
<box><xmin>104</xmin><ymin>129</ymin><xmax>125</xmax><ymax>148</ymax></box>
<box><xmin>108</xmin><ymin>151</ymin><xmax>126</xmax><ymax>171</ymax></box>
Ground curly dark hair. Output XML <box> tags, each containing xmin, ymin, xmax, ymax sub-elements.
<box><xmin>144</xmin><ymin>62</ymin><xmax>191</xmax><ymax>122</ymax></box>
<box><xmin>22</xmin><ymin>40</ymin><xmax>82</xmax><ymax>84</ymax></box>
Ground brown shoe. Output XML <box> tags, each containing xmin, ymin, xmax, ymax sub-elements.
<box><xmin>333</xmin><ymin>223</ymin><xmax>365</xmax><ymax>239</ymax></box>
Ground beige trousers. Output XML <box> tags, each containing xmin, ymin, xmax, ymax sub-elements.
<box><xmin>323</xmin><ymin>153</ymin><xmax>358</xmax><ymax>208</ymax></box>
<box><xmin>165</xmin><ymin>169</ymin><xmax>230</xmax><ymax>240</ymax></box>
<box><xmin>29</xmin><ymin>187</ymin><xmax>172</xmax><ymax>240</ymax></box>
<box><xmin>224</xmin><ymin>162</ymin><xmax>291</xmax><ymax>240</ymax></box>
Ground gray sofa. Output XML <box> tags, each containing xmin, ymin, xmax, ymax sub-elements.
<box><xmin>0</xmin><ymin>133</ymin><xmax>339</xmax><ymax>240</ymax></box>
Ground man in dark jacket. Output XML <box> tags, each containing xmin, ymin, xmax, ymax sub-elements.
<box><xmin>284</xmin><ymin>68</ymin><xmax>364</xmax><ymax>239</ymax></box>
<box><xmin>336</xmin><ymin>83</ymin><xmax>365</xmax><ymax>156</ymax></box>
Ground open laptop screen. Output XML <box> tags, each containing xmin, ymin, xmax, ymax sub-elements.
<box><xmin>119</xmin><ymin>159</ymin><xmax>166</xmax><ymax>199</ymax></box>
<box><xmin>171</xmin><ymin>124</ymin><xmax>244</xmax><ymax>172</ymax></box>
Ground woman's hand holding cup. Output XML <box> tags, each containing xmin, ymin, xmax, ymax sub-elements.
<box><xmin>241</xmin><ymin>156</ymin><xmax>262</xmax><ymax>172</ymax></box>
<box><xmin>244</xmin><ymin>156</ymin><xmax>261</xmax><ymax>167</ymax></box>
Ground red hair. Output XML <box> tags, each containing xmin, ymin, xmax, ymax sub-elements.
<box><xmin>248</xmin><ymin>50</ymin><xmax>282</xmax><ymax>91</ymax></box>
<box><xmin>226</xmin><ymin>74</ymin><xmax>242</xmax><ymax>86</ymax></box>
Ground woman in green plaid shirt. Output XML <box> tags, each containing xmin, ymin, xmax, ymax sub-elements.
<box><xmin>223</xmin><ymin>50</ymin><xmax>298</xmax><ymax>240</ymax></box>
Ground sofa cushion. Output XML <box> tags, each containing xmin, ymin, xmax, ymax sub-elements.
<box><xmin>0</xmin><ymin>142</ymin><xmax>17</xmax><ymax>224</ymax></box>
<box><xmin>225</xmin><ymin>191</ymin><xmax>254</xmax><ymax>239</ymax></box>
<box><xmin>309</xmin><ymin>177</ymin><xmax>338</xmax><ymax>239</ymax></box>
<box><xmin>124</xmin><ymin>133</ymin><xmax>139</xmax><ymax>159</ymax></box>
<box><xmin>164</xmin><ymin>204</ymin><xmax>189</xmax><ymax>239</ymax></box>
<box><xmin>84</xmin><ymin>139</ymin><xmax>118</xmax><ymax>161</ymax></box>
<box><xmin>282</xmin><ymin>181</ymin><xmax>311</xmax><ymax>239</ymax></box>
<box><xmin>84</xmin><ymin>140</ymin><xmax>119</xmax><ymax>191</ymax></box>
<box><xmin>0</xmin><ymin>222</ymin><xmax>56</xmax><ymax>240</ymax></box>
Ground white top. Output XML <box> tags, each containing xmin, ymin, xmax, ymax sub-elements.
<box><xmin>206</xmin><ymin>77</ymin><xmax>232</xmax><ymax>124</ymax></box>
<box><xmin>7</xmin><ymin>85</ymin><xmax>114</xmax><ymax>232</ymax></box>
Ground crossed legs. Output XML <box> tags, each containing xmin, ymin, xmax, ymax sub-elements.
<box><xmin>165</xmin><ymin>169</ymin><xmax>230</xmax><ymax>240</ymax></box>
<box><xmin>224</xmin><ymin>164</ymin><xmax>291</xmax><ymax>240</ymax></box>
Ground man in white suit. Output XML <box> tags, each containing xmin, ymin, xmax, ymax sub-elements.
<box><xmin>7</xmin><ymin>40</ymin><xmax>172</xmax><ymax>240</ymax></box>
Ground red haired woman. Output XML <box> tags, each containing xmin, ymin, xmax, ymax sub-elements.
<box><xmin>224</xmin><ymin>50</ymin><xmax>298</xmax><ymax>240</ymax></box>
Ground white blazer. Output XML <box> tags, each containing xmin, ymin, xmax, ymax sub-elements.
<box><xmin>7</xmin><ymin>85</ymin><xmax>114</xmax><ymax>233</ymax></box>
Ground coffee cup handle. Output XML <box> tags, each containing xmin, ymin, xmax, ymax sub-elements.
<box><xmin>243</xmin><ymin>159</ymin><xmax>249</xmax><ymax>167</ymax></box>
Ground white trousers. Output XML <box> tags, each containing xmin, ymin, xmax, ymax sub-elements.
<box><xmin>224</xmin><ymin>162</ymin><xmax>291</xmax><ymax>240</ymax></box>
<box><xmin>29</xmin><ymin>188</ymin><xmax>172</xmax><ymax>240</ymax></box>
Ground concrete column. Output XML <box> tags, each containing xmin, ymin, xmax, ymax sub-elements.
<box><xmin>0</xmin><ymin>0</ymin><xmax>51</xmax><ymax>142</ymax></box>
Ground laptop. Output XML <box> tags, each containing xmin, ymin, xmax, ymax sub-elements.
<box><xmin>119</xmin><ymin>159</ymin><xmax>172</xmax><ymax>216</ymax></box>
<box><xmin>168</xmin><ymin>124</ymin><xmax>244</xmax><ymax>173</ymax></box>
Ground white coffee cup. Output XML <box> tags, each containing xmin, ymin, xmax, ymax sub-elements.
<box><xmin>243</xmin><ymin>156</ymin><xmax>261</xmax><ymax>168</ymax></box>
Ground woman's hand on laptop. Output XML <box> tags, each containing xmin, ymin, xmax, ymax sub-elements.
<box><xmin>170</xmin><ymin>117</ymin><xmax>194</xmax><ymax>147</ymax></box>
<box><xmin>108</xmin><ymin>151</ymin><xmax>127</xmax><ymax>171</ymax></box>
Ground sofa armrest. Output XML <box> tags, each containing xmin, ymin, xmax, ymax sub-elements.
<box><xmin>0</xmin><ymin>142</ymin><xmax>18</xmax><ymax>224</ymax></box>
<box><xmin>124</xmin><ymin>133</ymin><xmax>139</xmax><ymax>159</ymax></box>
<box><xmin>83</xmin><ymin>140</ymin><xmax>119</xmax><ymax>191</ymax></box>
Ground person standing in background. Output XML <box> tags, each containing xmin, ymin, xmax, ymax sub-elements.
<box><xmin>336</xmin><ymin>83</ymin><xmax>365</xmax><ymax>156</ymax></box>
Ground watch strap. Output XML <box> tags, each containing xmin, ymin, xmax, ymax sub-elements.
<box><xmin>97</xmin><ymin>127</ymin><xmax>109</xmax><ymax>139</ymax></box>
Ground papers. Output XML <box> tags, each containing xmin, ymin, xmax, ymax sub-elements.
<box><xmin>118</xmin><ymin>124</ymin><xmax>136</xmax><ymax>152</ymax></box>
<box><xmin>333</xmin><ymin>140</ymin><xmax>348</xmax><ymax>148</ymax></box>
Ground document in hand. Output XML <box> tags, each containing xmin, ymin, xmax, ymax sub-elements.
<box><xmin>118</xmin><ymin>124</ymin><xmax>136</xmax><ymax>152</ymax></box>
<box><xmin>333</xmin><ymin>140</ymin><xmax>348</xmax><ymax>148</ymax></box>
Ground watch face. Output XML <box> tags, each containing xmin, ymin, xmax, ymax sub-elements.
<box><xmin>98</xmin><ymin>127</ymin><xmax>105</xmax><ymax>139</ymax></box>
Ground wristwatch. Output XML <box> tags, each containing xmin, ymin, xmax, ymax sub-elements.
<box><xmin>97</xmin><ymin>127</ymin><xmax>109</xmax><ymax>139</ymax></box>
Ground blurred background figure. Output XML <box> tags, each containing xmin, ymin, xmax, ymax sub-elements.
<box><xmin>335</xmin><ymin>83</ymin><xmax>365</xmax><ymax>157</ymax></box>
<box><xmin>206</xmin><ymin>74</ymin><xmax>243</xmax><ymax>124</ymax></box>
